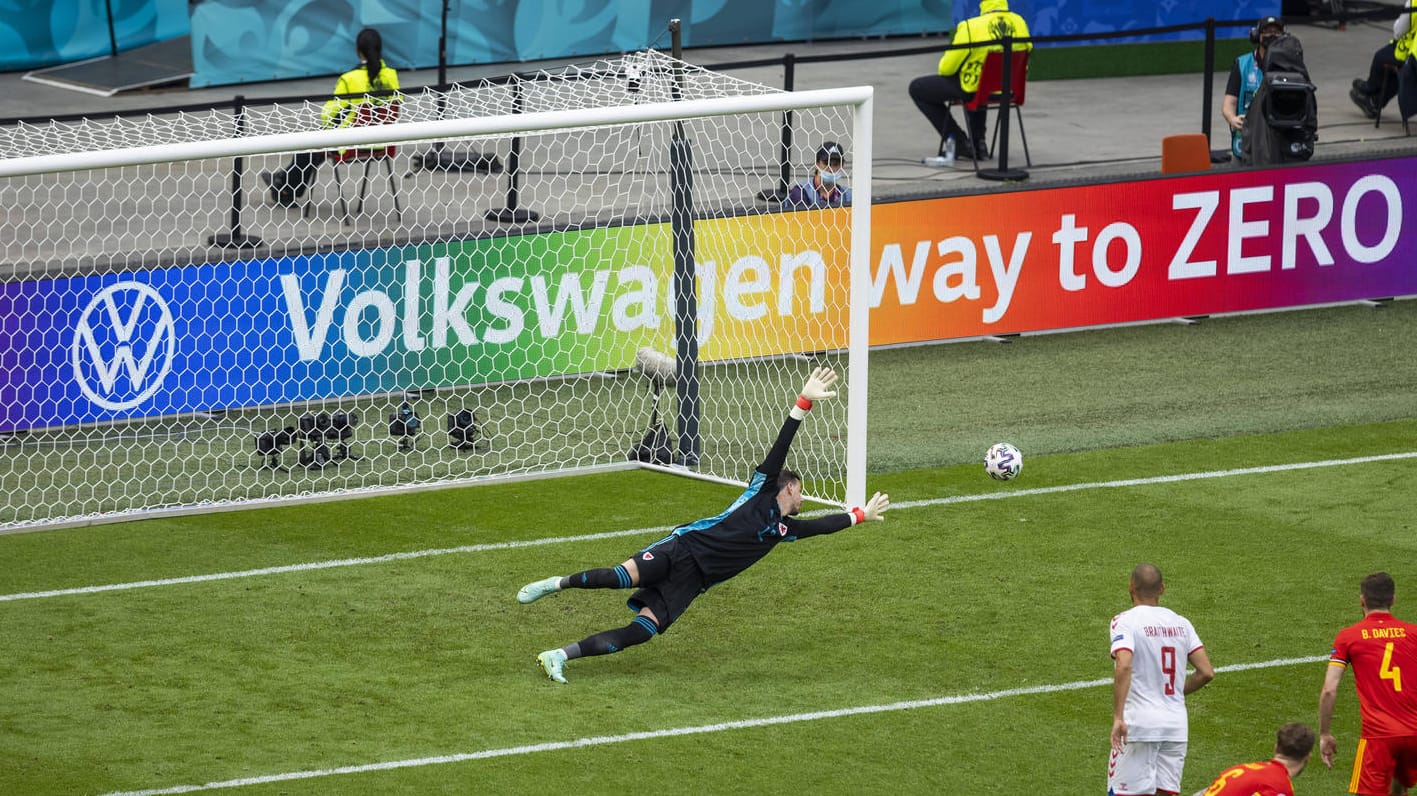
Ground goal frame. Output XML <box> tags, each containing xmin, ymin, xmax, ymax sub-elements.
<box><xmin>0</xmin><ymin>85</ymin><xmax>873</xmax><ymax>530</ymax></box>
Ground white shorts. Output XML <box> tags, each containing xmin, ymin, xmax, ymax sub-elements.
<box><xmin>1108</xmin><ymin>739</ymin><xmax>1187</xmax><ymax>795</ymax></box>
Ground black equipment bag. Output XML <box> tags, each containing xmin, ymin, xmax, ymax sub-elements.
<box><xmin>630</xmin><ymin>404</ymin><xmax>673</xmax><ymax>465</ymax></box>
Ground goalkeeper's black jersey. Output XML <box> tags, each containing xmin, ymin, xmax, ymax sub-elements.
<box><xmin>650</xmin><ymin>414</ymin><xmax>852</xmax><ymax>585</ymax></box>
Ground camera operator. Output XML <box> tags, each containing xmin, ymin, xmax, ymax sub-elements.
<box><xmin>1223</xmin><ymin>16</ymin><xmax>1285</xmax><ymax>162</ymax></box>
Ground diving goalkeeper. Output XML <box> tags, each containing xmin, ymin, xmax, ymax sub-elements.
<box><xmin>517</xmin><ymin>366</ymin><xmax>890</xmax><ymax>684</ymax></box>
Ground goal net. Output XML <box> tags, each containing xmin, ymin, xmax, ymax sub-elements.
<box><xmin>0</xmin><ymin>51</ymin><xmax>872</xmax><ymax>531</ymax></box>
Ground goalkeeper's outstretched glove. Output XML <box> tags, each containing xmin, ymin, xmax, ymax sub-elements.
<box><xmin>849</xmin><ymin>492</ymin><xmax>890</xmax><ymax>525</ymax></box>
<box><xmin>791</xmin><ymin>366</ymin><xmax>839</xmax><ymax>419</ymax></box>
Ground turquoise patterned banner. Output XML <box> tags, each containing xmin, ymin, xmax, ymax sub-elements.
<box><xmin>186</xmin><ymin>0</ymin><xmax>1275</xmax><ymax>87</ymax></box>
<box><xmin>189</xmin><ymin>0</ymin><xmax>961</xmax><ymax>87</ymax></box>
<box><xmin>1</xmin><ymin>1</ymin><xmax>1278</xmax><ymax>82</ymax></box>
<box><xmin>0</xmin><ymin>0</ymin><xmax>188</xmax><ymax>72</ymax></box>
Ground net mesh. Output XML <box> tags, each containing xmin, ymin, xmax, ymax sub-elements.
<box><xmin>0</xmin><ymin>51</ymin><xmax>861</xmax><ymax>530</ymax></box>
<box><xmin>0</xmin><ymin>52</ymin><xmax>778</xmax><ymax>159</ymax></box>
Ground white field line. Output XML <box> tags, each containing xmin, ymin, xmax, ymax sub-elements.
<box><xmin>5</xmin><ymin>450</ymin><xmax>1416</xmax><ymax>604</ymax></box>
<box><xmin>891</xmin><ymin>451</ymin><xmax>1417</xmax><ymax>511</ymax></box>
<box><xmin>0</xmin><ymin>526</ymin><xmax>672</xmax><ymax>603</ymax></box>
<box><xmin>102</xmin><ymin>655</ymin><xmax>1328</xmax><ymax>796</ymax></box>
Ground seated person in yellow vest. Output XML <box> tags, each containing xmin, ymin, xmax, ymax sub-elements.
<box><xmin>783</xmin><ymin>141</ymin><xmax>852</xmax><ymax>209</ymax></box>
<box><xmin>262</xmin><ymin>28</ymin><xmax>401</xmax><ymax>208</ymax></box>
<box><xmin>908</xmin><ymin>0</ymin><xmax>1030</xmax><ymax>162</ymax></box>
<box><xmin>1349</xmin><ymin>3</ymin><xmax>1416</xmax><ymax>118</ymax></box>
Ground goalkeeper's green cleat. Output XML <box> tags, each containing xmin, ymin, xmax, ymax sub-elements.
<box><xmin>517</xmin><ymin>576</ymin><xmax>561</xmax><ymax>604</ymax></box>
<box><xmin>537</xmin><ymin>649</ymin><xmax>568</xmax><ymax>683</ymax></box>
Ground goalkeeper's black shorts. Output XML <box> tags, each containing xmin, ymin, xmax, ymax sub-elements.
<box><xmin>627</xmin><ymin>537</ymin><xmax>706</xmax><ymax>632</ymax></box>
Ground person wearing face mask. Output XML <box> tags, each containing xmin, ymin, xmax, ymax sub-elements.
<box><xmin>783</xmin><ymin>141</ymin><xmax>853</xmax><ymax>209</ymax></box>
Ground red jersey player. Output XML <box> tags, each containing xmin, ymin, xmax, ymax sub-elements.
<box><xmin>1319</xmin><ymin>572</ymin><xmax>1417</xmax><ymax>796</ymax></box>
<box><xmin>1197</xmin><ymin>722</ymin><xmax>1314</xmax><ymax>796</ymax></box>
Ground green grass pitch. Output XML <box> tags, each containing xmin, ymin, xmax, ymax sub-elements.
<box><xmin>2</xmin><ymin>301</ymin><xmax>1415</xmax><ymax>794</ymax></box>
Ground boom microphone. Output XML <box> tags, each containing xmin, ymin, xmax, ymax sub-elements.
<box><xmin>634</xmin><ymin>346</ymin><xmax>675</xmax><ymax>390</ymax></box>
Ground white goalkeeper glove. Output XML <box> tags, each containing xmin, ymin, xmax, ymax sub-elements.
<box><xmin>849</xmin><ymin>492</ymin><xmax>890</xmax><ymax>525</ymax></box>
<box><xmin>791</xmin><ymin>366</ymin><xmax>839</xmax><ymax>419</ymax></box>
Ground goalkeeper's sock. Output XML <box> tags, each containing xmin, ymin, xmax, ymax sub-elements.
<box><xmin>565</xmin><ymin>615</ymin><xmax>659</xmax><ymax>659</ymax></box>
<box><xmin>560</xmin><ymin>566</ymin><xmax>633</xmax><ymax>590</ymax></box>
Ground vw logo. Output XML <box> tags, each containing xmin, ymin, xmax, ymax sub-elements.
<box><xmin>70</xmin><ymin>281</ymin><xmax>176</xmax><ymax>411</ymax></box>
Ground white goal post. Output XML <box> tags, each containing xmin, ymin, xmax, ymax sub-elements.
<box><xmin>0</xmin><ymin>53</ymin><xmax>872</xmax><ymax>531</ymax></box>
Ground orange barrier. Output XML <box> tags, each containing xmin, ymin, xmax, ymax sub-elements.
<box><xmin>1161</xmin><ymin>133</ymin><xmax>1212</xmax><ymax>174</ymax></box>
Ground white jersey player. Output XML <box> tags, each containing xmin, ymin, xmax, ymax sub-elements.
<box><xmin>1108</xmin><ymin>563</ymin><xmax>1215</xmax><ymax>796</ymax></box>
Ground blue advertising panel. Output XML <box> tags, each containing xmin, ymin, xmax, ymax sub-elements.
<box><xmin>3</xmin><ymin>251</ymin><xmax>387</xmax><ymax>431</ymax></box>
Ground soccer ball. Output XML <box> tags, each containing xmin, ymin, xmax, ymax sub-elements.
<box><xmin>984</xmin><ymin>442</ymin><xmax>1023</xmax><ymax>481</ymax></box>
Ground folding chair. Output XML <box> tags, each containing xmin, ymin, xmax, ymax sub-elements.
<box><xmin>304</xmin><ymin>100</ymin><xmax>404</xmax><ymax>225</ymax></box>
<box><xmin>1379</xmin><ymin>58</ymin><xmax>1417</xmax><ymax>135</ymax></box>
<box><xmin>942</xmin><ymin>49</ymin><xmax>1032</xmax><ymax>172</ymax></box>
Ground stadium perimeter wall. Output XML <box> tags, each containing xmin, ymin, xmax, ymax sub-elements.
<box><xmin>4</xmin><ymin>153</ymin><xmax>1412</xmax><ymax>435</ymax></box>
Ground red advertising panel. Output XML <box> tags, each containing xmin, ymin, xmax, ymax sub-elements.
<box><xmin>869</xmin><ymin>157</ymin><xmax>1417</xmax><ymax>344</ymax></box>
